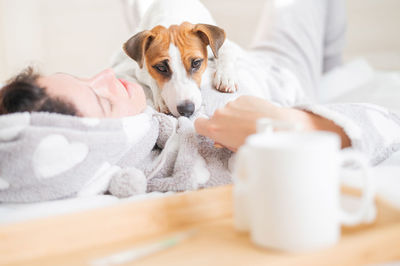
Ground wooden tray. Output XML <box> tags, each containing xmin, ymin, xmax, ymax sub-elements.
<box><xmin>1</xmin><ymin>185</ymin><xmax>400</xmax><ymax>265</ymax></box>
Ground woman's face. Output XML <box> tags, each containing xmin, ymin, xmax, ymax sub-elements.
<box><xmin>38</xmin><ymin>69</ymin><xmax>146</xmax><ymax>118</ymax></box>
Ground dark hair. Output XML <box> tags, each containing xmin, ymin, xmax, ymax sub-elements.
<box><xmin>0</xmin><ymin>67</ymin><xmax>79</xmax><ymax>116</ymax></box>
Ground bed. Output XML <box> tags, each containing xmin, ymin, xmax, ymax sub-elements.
<box><xmin>1</xmin><ymin>58</ymin><xmax>399</xmax><ymax>225</ymax></box>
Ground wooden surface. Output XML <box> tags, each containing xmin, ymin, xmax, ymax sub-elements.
<box><xmin>1</xmin><ymin>185</ymin><xmax>400</xmax><ymax>266</ymax></box>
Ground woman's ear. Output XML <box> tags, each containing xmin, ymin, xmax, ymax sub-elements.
<box><xmin>193</xmin><ymin>24</ymin><xmax>226</xmax><ymax>58</ymax></box>
<box><xmin>123</xmin><ymin>30</ymin><xmax>155</xmax><ymax>68</ymax></box>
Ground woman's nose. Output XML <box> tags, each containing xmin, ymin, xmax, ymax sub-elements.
<box><xmin>89</xmin><ymin>69</ymin><xmax>117</xmax><ymax>89</ymax></box>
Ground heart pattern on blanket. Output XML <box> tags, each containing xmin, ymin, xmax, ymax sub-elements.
<box><xmin>122</xmin><ymin>113</ymin><xmax>151</xmax><ymax>143</ymax></box>
<box><xmin>0</xmin><ymin>178</ymin><xmax>10</xmax><ymax>190</ymax></box>
<box><xmin>33</xmin><ymin>134</ymin><xmax>89</xmax><ymax>179</ymax></box>
<box><xmin>0</xmin><ymin>112</ymin><xmax>30</xmax><ymax>141</ymax></box>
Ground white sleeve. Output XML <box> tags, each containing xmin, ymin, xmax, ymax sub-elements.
<box><xmin>297</xmin><ymin>103</ymin><xmax>400</xmax><ymax>165</ymax></box>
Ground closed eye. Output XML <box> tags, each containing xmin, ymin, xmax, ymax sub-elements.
<box><xmin>100</xmin><ymin>96</ymin><xmax>113</xmax><ymax>112</ymax></box>
<box><xmin>88</xmin><ymin>86</ymin><xmax>112</xmax><ymax>115</ymax></box>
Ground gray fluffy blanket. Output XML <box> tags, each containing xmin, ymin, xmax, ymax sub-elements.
<box><xmin>0</xmin><ymin>108</ymin><xmax>232</xmax><ymax>203</ymax></box>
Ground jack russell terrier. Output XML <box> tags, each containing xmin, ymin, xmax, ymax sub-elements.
<box><xmin>123</xmin><ymin>0</ymin><xmax>239</xmax><ymax>117</ymax></box>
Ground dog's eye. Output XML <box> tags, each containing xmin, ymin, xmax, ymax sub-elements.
<box><xmin>191</xmin><ymin>59</ymin><xmax>203</xmax><ymax>69</ymax></box>
<box><xmin>154</xmin><ymin>64</ymin><xmax>168</xmax><ymax>73</ymax></box>
<box><xmin>153</xmin><ymin>60</ymin><xmax>170</xmax><ymax>75</ymax></box>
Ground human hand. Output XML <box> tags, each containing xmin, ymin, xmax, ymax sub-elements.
<box><xmin>194</xmin><ymin>96</ymin><xmax>303</xmax><ymax>151</ymax></box>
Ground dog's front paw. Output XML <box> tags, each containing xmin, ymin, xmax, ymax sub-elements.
<box><xmin>213</xmin><ymin>67</ymin><xmax>238</xmax><ymax>93</ymax></box>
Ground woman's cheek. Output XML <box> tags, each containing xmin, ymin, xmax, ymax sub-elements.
<box><xmin>134</xmin><ymin>86</ymin><xmax>147</xmax><ymax>113</ymax></box>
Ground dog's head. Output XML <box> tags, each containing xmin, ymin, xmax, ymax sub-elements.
<box><xmin>123</xmin><ymin>22</ymin><xmax>226</xmax><ymax>117</ymax></box>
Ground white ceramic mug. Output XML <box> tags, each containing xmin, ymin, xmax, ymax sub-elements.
<box><xmin>233</xmin><ymin>125</ymin><xmax>374</xmax><ymax>251</ymax></box>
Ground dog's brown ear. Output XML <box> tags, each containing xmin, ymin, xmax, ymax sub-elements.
<box><xmin>123</xmin><ymin>30</ymin><xmax>155</xmax><ymax>68</ymax></box>
<box><xmin>194</xmin><ymin>24</ymin><xmax>226</xmax><ymax>58</ymax></box>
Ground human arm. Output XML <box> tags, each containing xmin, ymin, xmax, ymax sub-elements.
<box><xmin>195</xmin><ymin>95</ymin><xmax>400</xmax><ymax>165</ymax></box>
<box><xmin>194</xmin><ymin>96</ymin><xmax>351</xmax><ymax>152</ymax></box>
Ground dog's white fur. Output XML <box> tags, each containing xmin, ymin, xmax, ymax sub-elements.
<box><xmin>126</xmin><ymin>0</ymin><xmax>239</xmax><ymax>117</ymax></box>
<box><xmin>160</xmin><ymin>45</ymin><xmax>203</xmax><ymax>116</ymax></box>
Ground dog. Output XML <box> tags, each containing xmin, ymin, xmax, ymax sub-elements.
<box><xmin>123</xmin><ymin>0</ymin><xmax>239</xmax><ymax>117</ymax></box>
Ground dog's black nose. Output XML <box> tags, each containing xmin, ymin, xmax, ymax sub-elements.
<box><xmin>177</xmin><ymin>101</ymin><xmax>195</xmax><ymax>117</ymax></box>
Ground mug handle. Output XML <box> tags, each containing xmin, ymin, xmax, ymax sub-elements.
<box><xmin>233</xmin><ymin>146</ymin><xmax>251</xmax><ymax>231</ymax></box>
<box><xmin>338</xmin><ymin>150</ymin><xmax>375</xmax><ymax>226</ymax></box>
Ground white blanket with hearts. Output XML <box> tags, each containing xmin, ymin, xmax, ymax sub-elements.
<box><xmin>0</xmin><ymin>106</ymin><xmax>233</xmax><ymax>203</ymax></box>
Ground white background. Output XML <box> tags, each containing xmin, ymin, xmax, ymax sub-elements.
<box><xmin>0</xmin><ymin>0</ymin><xmax>399</xmax><ymax>82</ymax></box>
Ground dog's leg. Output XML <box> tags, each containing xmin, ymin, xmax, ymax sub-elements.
<box><xmin>213</xmin><ymin>39</ymin><xmax>241</xmax><ymax>93</ymax></box>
